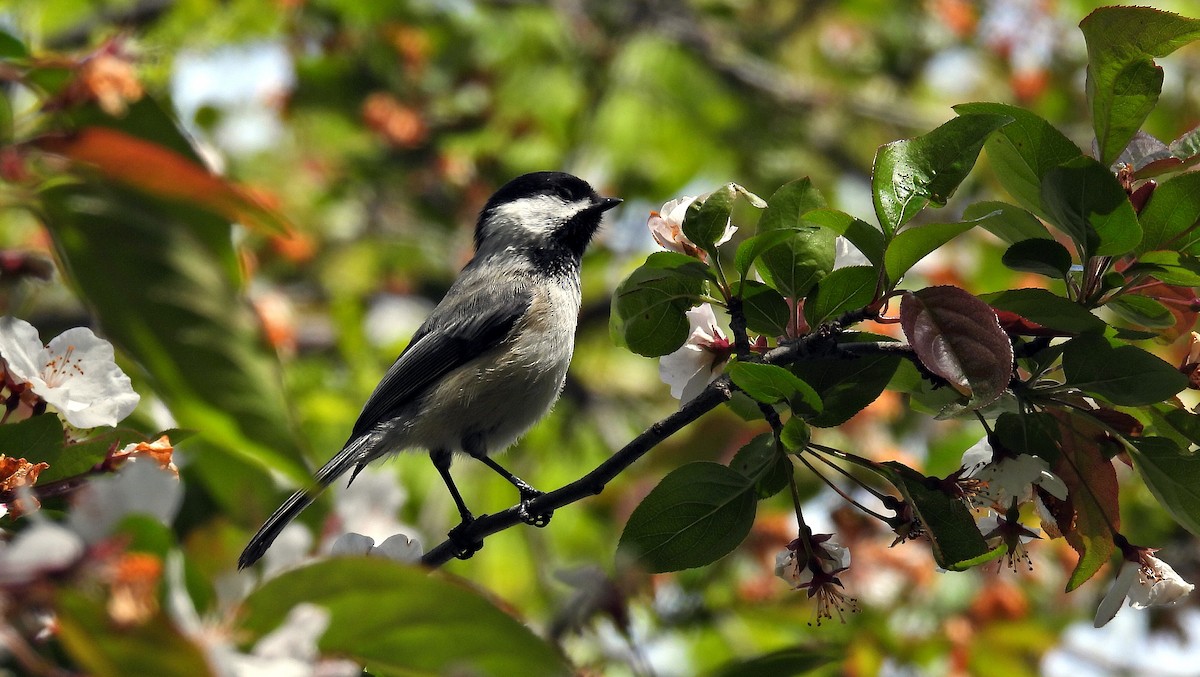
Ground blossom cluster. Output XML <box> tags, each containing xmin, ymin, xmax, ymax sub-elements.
<box><xmin>0</xmin><ymin>316</ymin><xmax>421</xmax><ymax>674</ymax></box>
<box><xmin>642</xmin><ymin>191</ymin><xmax>1196</xmax><ymax>631</ymax></box>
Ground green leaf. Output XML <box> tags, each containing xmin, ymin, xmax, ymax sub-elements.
<box><xmin>993</xmin><ymin>411</ymin><xmax>1061</xmax><ymax>466</ymax></box>
<box><xmin>1106</xmin><ymin>294</ymin><xmax>1176</xmax><ymax>329</ymax></box>
<box><xmin>112</xmin><ymin>514</ymin><xmax>175</xmax><ymax>557</ymax></box>
<box><xmin>899</xmin><ymin>286</ymin><xmax>1013</xmax><ymax>409</ymax></box>
<box><xmin>790</xmin><ymin>333</ymin><xmax>902</xmax><ymax>427</ymax></box>
<box><xmin>733</xmin><ymin>280</ymin><xmax>791</xmax><ymax>336</ymax></box>
<box><xmin>37</xmin><ymin>96</ymin><xmax>308</xmax><ymax>521</ymax></box>
<box><xmin>709</xmin><ymin>646</ymin><xmax>838</xmax><ymax>677</ymax></box>
<box><xmin>611</xmin><ymin>252</ymin><xmax>708</xmax><ymax>357</ymax></box>
<box><xmin>56</xmin><ymin>593</ymin><xmax>213</xmax><ymax>677</ymax></box>
<box><xmin>953</xmin><ymin>103</ymin><xmax>1082</xmax><ymax>218</ymax></box>
<box><xmin>963</xmin><ymin>201</ymin><xmax>1053</xmax><ymax>244</ymax></box>
<box><xmin>618</xmin><ymin>462</ymin><xmax>757</xmax><ymax>573</ymax></box>
<box><xmin>37</xmin><ymin>429</ymin><xmax>131</xmax><ymax>484</ymax></box>
<box><xmin>802</xmin><ymin>208</ymin><xmax>886</xmax><ymax>267</ymax></box>
<box><xmin>1170</xmin><ymin>124</ymin><xmax>1200</xmax><ymax>162</ymax></box>
<box><xmin>0</xmin><ymin>87</ymin><xmax>11</xmax><ymax>144</ymax></box>
<box><xmin>1128</xmin><ymin>436</ymin><xmax>1200</xmax><ymax>537</ymax></box>
<box><xmin>1128</xmin><ymin>250</ymin><xmax>1200</xmax><ymax>286</ymax></box>
<box><xmin>1163</xmin><ymin>408</ymin><xmax>1200</xmax><ymax>447</ymax></box>
<box><xmin>684</xmin><ymin>183</ymin><xmax>737</xmax><ymax>253</ymax></box>
<box><xmin>871</xmin><ymin>113</ymin><xmax>1012</xmax><ymax>235</ymax></box>
<box><xmin>780</xmin><ymin>417</ymin><xmax>811</xmax><ymax>451</ymax></box>
<box><xmin>40</xmin><ymin>181</ymin><xmax>311</xmax><ymax>514</ymax></box>
<box><xmin>1040</xmin><ymin>156</ymin><xmax>1142</xmax><ymax>257</ymax></box>
<box><xmin>239</xmin><ymin>558</ymin><xmax>570</xmax><ymax>677</ymax></box>
<box><xmin>1136</xmin><ymin>171</ymin><xmax>1200</xmax><ymax>253</ymax></box>
<box><xmin>883</xmin><ymin>219</ymin><xmax>977</xmax><ymax>285</ymax></box>
<box><xmin>877</xmin><ymin>461</ymin><xmax>995</xmax><ymax>570</ymax></box>
<box><xmin>803</xmin><ymin>265</ymin><xmax>877</xmax><ymax>327</ymax></box>
<box><xmin>1001</xmin><ymin>239</ymin><xmax>1073</xmax><ymax>278</ymax></box>
<box><xmin>729</xmin><ymin>433</ymin><xmax>791</xmax><ymax>499</ymax></box>
<box><xmin>0</xmin><ymin>29</ymin><xmax>29</xmax><ymax>59</ymax></box>
<box><xmin>1079</xmin><ymin>7</ymin><xmax>1200</xmax><ymax>165</ymax></box>
<box><xmin>1061</xmin><ymin>334</ymin><xmax>1187</xmax><ymax>406</ymax></box>
<box><xmin>982</xmin><ymin>288</ymin><xmax>1107</xmax><ymax>335</ymax></box>
<box><xmin>727</xmin><ymin>362</ymin><xmax>821</xmax><ymax>414</ymax></box>
<box><xmin>0</xmin><ymin>415</ymin><xmax>64</xmax><ymax>464</ymax></box>
<box><xmin>758</xmin><ymin>178</ymin><xmax>827</xmax><ymax>232</ymax></box>
<box><xmin>734</xmin><ymin>229</ymin><xmax>806</xmax><ymax>277</ymax></box>
<box><xmin>755</xmin><ymin>228</ymin><xmax>837</xmax><ymax>299</ymax></box>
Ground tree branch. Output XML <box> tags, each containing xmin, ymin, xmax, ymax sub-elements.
<box><xmin>421</xmin><ymin>308</ymin><xmax>881</xmax><ymax>567</ymax></box>
<box><xmin>421</xmin><ymin>376</ymin><xmax>734</xmax><ymax>566</ymax></box>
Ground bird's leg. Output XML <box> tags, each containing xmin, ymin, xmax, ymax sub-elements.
<box><xmin>462</xmin><ymin>436</ymin><xmax>553</xmax><ymax>528</ymax></box>
<box><xmin>430</xmin><ymin>448</ymin><xmax>482</xmax><ymax>559</ymax></box>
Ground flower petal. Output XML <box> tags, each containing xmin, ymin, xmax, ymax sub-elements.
<box><xmin>252</xmin><ymin>603</ymin><xmax>330</xmax><ymax>661</ymax></box>
<box><xmin>678</xmin><ymin>362</ymin><xmax>719</xmax><ymax>404</ymax></box>
<box><xmin>39</xmin><ymin>327</ymin><xmax>139</xmax><ymax>428</ymax></box>
<box><xmin>373</xmin><ymin>534</ymin><xmax>423</xmax><ymax>563</ymax></box>
<box><xmin>960</xmin><ymin>437</ymin><xmax>993</xmax><ymax>474</ymax></box>
<box><xmin>67</xmin><ymin>460</ymin><xmax>182</xmax><ymax>543</ymax></box>
<box><xmin>1094</xmin><ymin>560</ymin><xmax>1139</xmax><ymax>627</ymax></box>
<box><xmin>330</xmin><ymin>532</ymin><xmax>375</xmax><ymax>556</ymax></box>
<box><xmin>1130</xmin><ymin>555</ymin><xmax>1194</xmax><ymax>609</ymax></box>
<box><xmin>658</xmin><ymin>345</ymin><xmax>710</xmax><ymax>400</ymax></box>
<box><xmin>1036</xmin><ymin>468</ymin><xmax>1069</xmax><ymax>500</ymax></box>
<box><xmin>0</xmin><ymin>316</ymin><xmax>47</xmax><ymax>384</ymax></box>
<box><xmin>0</xmin><ymin>520</ymin><xmax>86</xmax><ymax>584</ymax></box>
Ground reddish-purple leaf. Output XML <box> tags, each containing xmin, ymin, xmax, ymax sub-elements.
<box><xmin>899</xmin><ymin>286</ymin><xmax>1013</xmax><ymax>409</ymax></box>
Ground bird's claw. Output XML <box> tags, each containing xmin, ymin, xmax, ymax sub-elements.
<box><xmin>518</xmin><ymin>489</ymin><xmax>553</xmax><ymax>528</ymax></box>
<box><xmin>448</xmin><ymin>518</ymin><xmax>484</xmax><ymax>560</ymax></box>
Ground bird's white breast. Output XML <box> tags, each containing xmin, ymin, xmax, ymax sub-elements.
<box><xmin>402</xmin><ymin>280</ymin><xmax>581</xmax><ymax>455</ymax></box>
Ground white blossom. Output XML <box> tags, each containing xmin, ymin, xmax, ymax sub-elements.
<box><xmin>0</xmin><ymin>460</ymin><xmax>182</xmax><ymax>585</ymax></box>
<box><xmin>647</xmin><ymin>195</ymin><xmax>736</xmax><ymax>259</ymax></box>
<box><xmin>774</xmin><ymin>534</ymin><xmax>857</xmax><ymax>624</ymax></box>
<box><xmin>978</xmin><ymin>509</ymin><xmax>1041</xmax><ymax>572</ymax></box>
<box><xmin>329</xmin><ymin>532</ymin><xmax>374</xmax><ymax>556</ymax></box>
<box><xmin>0</xmin><ymin>518</ymin><xmax>86</xmax><ymax>584</ymax></box>
<box><xmin>960</xmin><ymin>436</ymin><xmax>1067</xmax><ymax>506</ymax></box>
<box><xmin>1095</xmin><ymin>552</ymin><xmax>1194</xmax><ymax>628</ymax></box>
<box><xmin>774</xmin><ymin>537</ymin><xmax>851</xmax><ymax>589</ymax></box>
<box><xmin>330</xmin><ymin>532</ymin><xmax>422</xmax><ymax>563</ymax></box>
<box><xmin>657</xmin><ymin>304</ymin><xmax>733</xmax><ymax>404</ymax></box>
<box><xmin>165</xmin><ymin>554</ymin><xmax>360</xmax><ymax>677</ymax></box>
<box><xmin>322</xmin><ymin>465</ymin><xmax>423</xmax><ymax>562</ymax></box>
<box><xmin>1186</xmin><ymin>332</ymin><xmax>1200</xmax><ymax>367</ymax></box>
<box><xmin>67</xmin><ymin>460</ymin><xmax>182</xmax><ymax>543</ymax></box>
<box><xmin>0</xmin><ymin>316</ymin><xmax>139</xmax><ymax>428</ymax></box>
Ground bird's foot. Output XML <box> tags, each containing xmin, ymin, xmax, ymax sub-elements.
<box><xmin>517</xmin><ymin>489</ymin><xmax>553</xmax><ymax>528</ymax></box>
<box><xmin>448</xmin><ymin>517</ymin><xmax>484</xmax><ymax>560</ymax></box>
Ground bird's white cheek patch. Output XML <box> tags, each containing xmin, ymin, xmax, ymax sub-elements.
<box><xmin>486</xmin><ymin>195</ymin><xmax>590</xmax><ymax>240</ymax></box>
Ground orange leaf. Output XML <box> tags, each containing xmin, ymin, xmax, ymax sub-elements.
<box><xmin>1048</xmin><ymin>410</ymin><xmax>1120</xmax><ymax>591</ymax></box>
<box><xmin>38</xmin><ymin>127</ymin><xmax>291</xmax><ymax>236</ymax></box>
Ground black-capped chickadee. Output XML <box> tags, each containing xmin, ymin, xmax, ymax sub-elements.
<box><xmin>238</xmin><ymin>172</ymin><xmax>620</xmax><ymax>568</ymax></box>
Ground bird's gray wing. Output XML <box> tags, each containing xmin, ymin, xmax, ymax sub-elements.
<box><xmin>348</xmin><ymin>284</ymin><xmax>532</xmax><ymax>438</ymax></box>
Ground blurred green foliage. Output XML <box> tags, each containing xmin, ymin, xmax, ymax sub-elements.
<box><xmin>2</xmin><ymin>1</ymin><xmax>1200</xmax><ymax>676</ymax></box>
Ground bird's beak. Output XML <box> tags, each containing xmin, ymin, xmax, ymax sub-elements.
<box><xmin>595</xmin><ymin>197</ymin><xmax>622</xmax><ymax>213</ymax></box>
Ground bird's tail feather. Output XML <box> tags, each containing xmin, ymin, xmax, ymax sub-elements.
<box><xmin>237</xmin><ymin>435</ymin><xmax>371</xmax><ymax>569</ymax></box>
